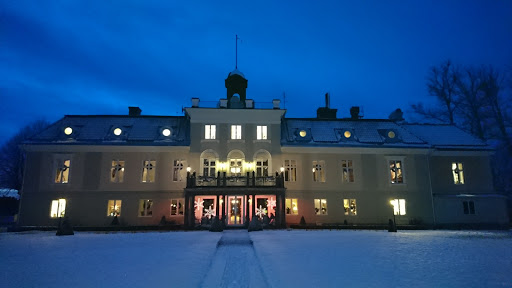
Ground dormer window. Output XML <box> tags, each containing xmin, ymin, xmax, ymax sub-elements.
<box><xmin>299</xmin><ymin>130</ymin><xmax>307</xmax><ymax>137</ymax></box>
<box><xmin>113</xmin><ymin>128</ymin><xmax>122</xmax><ymax>136</ymax></box>
<box><xmin>344</xmin><ymin>130</ymin><xmax>351</xmax><ymax>138</ymax></box>
<box><xmin>162</xmin><ymin>128</ymin><xmax>171</xmax><ymax>137</ymax></box>
<box><xmin>387</xmin><ymin>131</ymin><xmax>396</xmax><ymax>139</ymax></box>
<box><xmin>64</xmin><ymin>127</ymin><xmax>73</xmax><ymax>135</ymax></box>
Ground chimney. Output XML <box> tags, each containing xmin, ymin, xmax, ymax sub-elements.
<box><xmin>272</xmin><ymin>99</ymin><xmax>281</xmax><ymax>109</ymax></box>
<box><xmin>129</xmin><ymin>106</ymin><xmax>142</xmax><ymax>116</ymax></box>
<box><xmin>350</xmin><ymin>106</ymin><xmax>360</xmax><ymax>120</ymax></box>
<box><xmin>316</xmin><ymin>93</ymin><xmax>337</xmax><ymax>119</ymax></box>
<box><xmin>191</xmin><ymin>98</ymin><xmax>200</xmax><ymax>107</ymax></box>
<box><xmin>325</xmin><ymin>93</ymin><xmax>330</xmax><ymax>108</ymax></box>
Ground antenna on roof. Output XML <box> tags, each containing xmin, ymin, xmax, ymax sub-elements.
<box><xmin>235</xmin><ymin>34</ymin><xmax>240</xmax><ymax>69</ymax></box>
<box><xmin>283</xmin><ymin>92</ymin><xmax>286</xmax><ymax>109</ymax></box>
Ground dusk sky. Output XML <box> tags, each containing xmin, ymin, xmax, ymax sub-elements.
<box><xmin>1</xmin><ymin>1</ymin><xmax>511</xmax><ymax>144</ymax></box>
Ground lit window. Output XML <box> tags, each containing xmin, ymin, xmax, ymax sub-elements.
<box><xmin>284</xmin><ymin>160</ymin><xmax>297</xmax><ymax>182</ymax></box>
<box><xmin>312</xmin><ymin>160</ymin><xmax>325</xmax><ymax>182</ymax></box>
<box><xmin>299</xmin><ymin>130</ymin><xmax>307</xmax><ymax>137</ymax></box>
<box><xmin>50</xmin><ymin>199</ymin><xmax>66</xmax><ymax>218</ymax></box>
<box><xmin>173</xmin><ymin>159</ymin><xmax>187</xmax><ymax>182</ymax></box>
<box><xmin>113</xmin><ymin>128</ymin><xmax>122</xmax><ymax>136</ymax></box>
<box><xmin>388</xmin><ymin>131</ymin><xmax>396</xmax><ymax>138</ymax></box>
<box><xmin>229</xmin><ymin>158</ymin><xmax>242</xmax><ymax>176</ymax></box>
<box><xmin>54</xmin><ymin>159</ymin><xmax>71</xmax><ymax>184</ymax></box>
<box><xmin>64</xmin><ymin>127</ymin><xmax>73</xmax><ymax>135</ymax></box>
<box><xmin>390</xmin><ymin>199</ymin><xmax>406</xmax><ymax>215</ymax></box>
<box><xmin>139</xmin><ymin>199</ymin><xmax>153</xmax><ymax>217</ymax></box>
<box><xmin>344</xmin><ymin>130</ymin><xmax>351</xmax><ymax>138</ymax></box>
<box><xmin>231</xmin><ymin>125</ymin><xmax>242</xmax><ymax>139</ymax></box>
<box><xmin>314</xmin><ymin>199</ymin><xmax>328</xmax><ymax>215</ymax></box>
<box><xmin>162</xmin><ymin>128</ymin><xmax>171</xmax><ymax>137</ymax></box>
<box><xmin>205</xmin><ymin>125</ymin><xmax>216</xmax><ymax>139</ymax></box>
<box><xmin>452</xmin><ymin>162</ymin><xmax>464</xmax><ymax>184</ymax></box>
<box><xmin>257</xmin><ymin>125</ymin><xmax>267</xmax><ymax>140</ymax></box>
<box><xmin>463</xmin><ymin>201</ymin><xmax>475</xmax><ymax>215</ymax></box>
<box><xmin>344</xmin><ymin>199</ymin><xmax>357</xmax><ymax>215</ymax></box>
<box><xmin>142</xmin><ymin>160</ymin><xmax>156</xmax><ymax>183</ymax></box>
<box><xmin>256</xmin><ymin>158</ymin><xmax>269</xmax><ymax>177</ymax></box>
<box><xmin>170</xmin><ymin>199</ymin><xmax>184</xmax><ymax>216</ymax></box>
<box><xmin>389</xmin><ymin>160</ymin><xmax>403</xmax><ymax>184</ymax></box>
<box><xmin>341</xmin><ymin>160</ymin><xmax>354</xmax><ymax>183</ymax></box>
<box><xmin>285</xmin><ymin>198</ymin><xmax>298</xmax><ymax>215</ymax></box>
<box><xmin>107</xmin><ymin>200</ymin><xmax>122</xmax><ymax>216</ymax></box>
<box><xmin>110</xmin><ymin>160</ymin><xmax>125</xmax><ymax>183</ymax></box>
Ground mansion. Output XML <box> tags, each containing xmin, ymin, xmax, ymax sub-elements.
<box><xmin>18</xmin><ymin>69</ymin><xmax>509</xmax><ymax>229</ymax></box>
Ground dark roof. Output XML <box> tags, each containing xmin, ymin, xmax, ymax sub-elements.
<box><xmin>282</xmin><ymin>118</ymin><xmax>490</xmax><ymax>150</ymax></box>
<box><xmin>26</xmin><ymin>115</ymin><xmax>189</xmax><ymax>146</ymax></box>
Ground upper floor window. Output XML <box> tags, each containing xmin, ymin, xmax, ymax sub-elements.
<box><xmin>312</xmin><ymin>160</ymin><xmax>325</xmax><ymax>182</ymax></box>
<box><xmin>256</xmin><ymin>125</ymin><xmax>267</xmax><ymax>140</ymax></box>
<box><xmin>173</xmin><ymin>159</ymin><xmax>187</xmax><ymax>182</ymax></box>
<box><xmin>341</xmin><ymin>160</ymin><xmax>354</xmax><ymax>183</ymax></box>
<box><xmin>231</xmin><ymin>125</ymin><xmax>242</xmax><ymax>139</ymax></box>
<box><xmin>142</xmin><ymin>160</ymin><xmax>156</xmax><ymax>183</ymax></box>
<box><xmin>389</xmin><ymin>160</ymin><xmax>403</xmax><ymax>184</ymax></box>
<box><xmin>110</xmin><ymin>160</ymin><xmax>125</xmax><ymax>183</ymax></box>
<box><xmin>284</xmin><ymin>159</ymin><xmax>297</xmax><ymax>182</ymax></box>
<box><xmin>463</xmin><ymin>201</ymin><xmax>475</xmax><ymax>215</ymax></box>
<box><xmin>54</xmin><ymin>159</ymin><xmax>71</xmax><ymax>184</ymax></box>
<box><xmin>50</xmin><ymin>199</ymin><xmax>66</xmax><ymax>218</ymax></box>
<box><xmin>390</xmin><ymin>199</ymin><xmax>406</xmax><ymax>215</ymax></box>
<box><xmin>230</xmin><ymin>159</ymin><xmax>242</xmax><ymax>176</ymax></box>
<box><xmin>452</xmin><ymin>162</ymin><xmax>464</xmax><ymax>184</ymax></box>
<box><xmin>203</xmin><ymin>158</ymin><xmax>216</xmax><ymax>177</ymax></box>
<box><xmin>205</xmin><ymin>125</ymin><xmax>216</xmax><ymax>139</ymax></box>
<box><xmin>256</xmin><ymin>159</ymin><xmax>269</xmax><ymax>177</ymax></box>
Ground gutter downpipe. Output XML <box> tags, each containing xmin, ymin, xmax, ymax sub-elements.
<box><xmin>426</xmin><ymin>149</ymin><xmax>437</xmax><ymax>228</ymax></box>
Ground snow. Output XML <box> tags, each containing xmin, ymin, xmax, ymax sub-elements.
<box><xmin>0</xmin><ymin>189</ymin><xmax>19</xmax><ymax>199</ymax></box>
<box><xmin>1</xmin><ymin>230</ymin><xmax>511</xmax><ymax>287</ymax></box>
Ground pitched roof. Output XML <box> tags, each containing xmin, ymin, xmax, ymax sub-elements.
<box><xmin>26</xmin><ymin>115</ymin><xmax>189</xmax><ymax>146</ymax></box>
<box><xmin>401</xmin><ymin>124</ymin><xmax>489</xmax><ymax>150</ymax></box>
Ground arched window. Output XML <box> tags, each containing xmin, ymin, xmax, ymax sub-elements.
<box><xmin>200</xmin><ymin>150</ymin><xmax>218</xmax><ymax>177</ymax></box>
<box><xmin>227</xmin><ymin>150</ymin><xmax>245</xmax><ymax>176</ymax></box>
<box><xmin>254</xmin><ymin>150</ymin><xmax>271</xmax><ymax>177</ymax></box>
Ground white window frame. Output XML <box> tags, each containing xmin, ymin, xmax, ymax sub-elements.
<box><xmin>142</xmin><ymin>160</ymin><xmax>156</xmax><ymax>183</ymax></box>
<box><xmin>110</xmin><ymin>160</ymin><xmax>125</xmax><ymax>183</ymax></box>
<box><xmin>202</xmin><ymin>158</ymin><xmax>216</xmax><ymax>177</ymax></box>
<box><xmin>312</xmin><ymin>160</ymin><xmax>326</xmax><ymax>183</ymax></box>
<box><xmin>452</xmin><ymin>162</ymin><xmax>465</xmax><ymax>185</ymax></box>
<box><xmin>170</xmin><ymin>199</ymin><xmax>184</xmax><ymax>216</ymax></box>
<box><xmin>255</xmin><ymin>158</ymin><xmax>269</xmax><ymax>177</ymax></box>
<box><xmin>387</xmin><ymin>157</ymin><xmax>406</xmax><ymax>185</ymax></box>
<box><xmin>231</xmin><ymin>125</ymin><xmax>242</xmax><ymax>140</ymax></box>
<box><xmin>341</xmin><ymin>160</ymin><xmax>354</xmax><ymax>183</ymax></box>
<box><xmin>54</xmin><ymin>157</ymin><xmax>71</xmax><ymax>184</ymax></box>
<box><xmin>256</xmin><ymin>125</ymin><xmax>268</xmax><ymax>140</ymax></box>
<box><xmin>314</xmin><ymin>198</ymin><xmax>328</xmax><ymax>215</ymax></box>
<box><xmin>229</xmin><ymin>158</ymin><xmax>243</xmax><ymax>176</ymax></box>
<box><xmin>107</xmin><ymin>200</ymin><xmax>122</xmax><ymax>216</ymax></box>
<box><xmin>172</xmin><ymin>159</ymin><xmax>187</xmax><ymax>182</ymax></box>
<box><xmin>285</xmin><ymin>198</ymin><xmax>298</xmax><ymax>215</ymax></box>
<box><xmin>390</xmin><ymin>199</ymin><xmax>406</xmax><ymax>215</ymax></box>
<box><xmin>139</xmin><ymin>199</ymin><xmax>153</xmax><ymax>217</ymax></box>
<box><xmin>284</xmin><ymin>159</ymin><xmax>297</xmax><ymax>182</ymax></box>
<box><xmin>205</xmin><ymin>124</ymin><xmax>216</xmax><ymax>140</ymax></box>
<box><xmin>50</xmin><ymin>199</ymin><xmax>66</xmax><ymax>218</ymax></box>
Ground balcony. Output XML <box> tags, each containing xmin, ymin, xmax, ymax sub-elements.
<box><xmin>187</xmin><ymin>172</ymin><xmax>284</xmax><ymax>188</ymax></box>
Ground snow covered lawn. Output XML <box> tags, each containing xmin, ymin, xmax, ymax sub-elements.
<box><xmin>1</xmin><ymin>229</ymin><xmax>511</xmax><ymax>287</ymax></box>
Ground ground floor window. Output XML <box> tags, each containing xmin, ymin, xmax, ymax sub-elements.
<box><xmin>50</xmin><ymin>199</ymin><xmax>66</xmax><ymax>218</ymax></box>
<box><xmin>390</xmin><ymin>199</ymin><xmax>406</xmax><ymax>215</ymax></box>
<box><xmin>194</xmin><ymin>196</ymin><xmax>217</xmax><ymax>221</ymax></box>
<box><xmin>170</xmin><ymin>199</ymin><xmax>184</xmax><ymax>216</ymax></box>
<box><xmin>285</xmin><ymin>198</ymin><xmax>298</xmax><ymax>215</ymax></box>
<box><xmin>463</xmin><ymin>200</ymin><xmax>475</xmax><ymax>215</ymax></box>
<box><xmin>139</xmin><ymin>199</ymin><xmax>153</xmax><ymax>217</ymax></box>
<box><xmin>107</xmin><ymin>200</ymin><xmax>122</xmax><ymax>216</ymax></box>
<box><xmin>343</xmin><ymin>199</ymin><xmax>357</xmax><ymax>215</ymax></box>
<box><xmin>314</xmin><ymin>199</ymin><xmax>328</xmax><ymax>215</ymax></box>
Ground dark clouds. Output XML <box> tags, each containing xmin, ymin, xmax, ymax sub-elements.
<box><xmin>1</xmin><ymin>1</ymin><xmax>511</xmax><ymax>143</ymax></box>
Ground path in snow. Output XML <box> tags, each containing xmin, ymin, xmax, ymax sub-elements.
<box><xmin>201</xmin><ymin>230</ymin><xmax>269</xmax><ymax>288</ymax></box>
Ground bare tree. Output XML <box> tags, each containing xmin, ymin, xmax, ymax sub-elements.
<box><xmin>0</xmin><ymin>120</ymin><xmax>50</xmax><ymax>193</ymax></box>
<box><xmin>412</xmin><ymin>60</ymin><xmax>459</xmax><ymax>124</ymax></box>
<box><xmin>455</xmin><ymin>66</ymin><xmax>487</xmax><ymax>140</ymax></box>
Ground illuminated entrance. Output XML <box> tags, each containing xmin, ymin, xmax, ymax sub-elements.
<box><xmin>227</xmin><ymin>195</ymin><xmax>245</xmax><ymax>225</ymax></box>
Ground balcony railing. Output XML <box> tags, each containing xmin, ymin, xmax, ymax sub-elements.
<box><xmin>187</xmin><ymin>172</ymin><xmax>284</xmax><ymax>188</ymax></box>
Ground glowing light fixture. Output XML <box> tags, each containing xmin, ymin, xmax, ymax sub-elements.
<box><xmin>299</xmin><ymin>130</ymin><xmax>307</xmax><ymax>137</ymax></box>
<box><xmin>113</xmin><ymin>128</ymin><xmax>122</xmax><ymax>136</ymax></box>
<box><xmin>344</xmin><ymin>130</ymin><xmax>351</xmax><ymax>138</ymax></box>
<box><xmin>64</xmin><ymin>127</ymin><xmax>73</xmax><ymax>135</ymax></box>
<box><xmin>186</xmin><ymin>167</ymin><xmax>191</xmax><ymax>172</ymax></box>
<box><xmin>388</xmin><ymin>131</ymin><xmax>396</xmax><ymax>139</ymax></box>
<box><xmin>312</xmin><ymin>168</ymin><xmax>316</xmax><ymax>172</ymax></box>
<box><xmin>280</xmin><ymin>167</ymin><xmax>285</xmax><ymax>172</ymax></box>
<box><xmin>162</xmin><ymin>128</ymin><xmax>171</xmax><ymax>137</ymax></box>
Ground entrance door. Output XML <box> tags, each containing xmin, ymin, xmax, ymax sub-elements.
<box><xmin>227</xmin><ymin>195</ymin><xmax>245</xmax><ymax>225</ymax></box>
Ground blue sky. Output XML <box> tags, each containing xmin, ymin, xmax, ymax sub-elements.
<box><xmin>1</xmin><ymin>1</ymin><xmax>511</xmax><ymax>143</ymax></box>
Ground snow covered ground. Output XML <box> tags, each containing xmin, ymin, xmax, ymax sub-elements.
<box><xmin>1</xmin><ymin>229</ymin><xmax>511</xmax><ymax>287</ymax></box>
